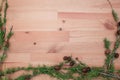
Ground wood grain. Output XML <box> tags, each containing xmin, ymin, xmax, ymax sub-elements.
<box><xmin>1</xmin><ymin>0</ymin><xmax>120</xmax><ymax>79</ymax></box>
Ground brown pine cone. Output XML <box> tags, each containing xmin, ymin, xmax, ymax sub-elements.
<box><xmin>117</xmin><ymin>22</ymin><xmax>120</xmax><ymax>27</ymax></box>
<box><xmin>105</xmin><ymin>49</ymin><xmax>111</xmax><ymax>55</ymax></box>
<box><xmin>63</xmin><ymin>56</ymin><xmax>68</xmax><ymax>60</ymax></box>
<box><xmin>114</xmin><ymin>53</ymin><xmax>119</xmax><ymax>58</ymax></box>
<box><xmin>116</xmin><ymin>30</ymin><xmax>120</xmax><ymax>35</ymax></box>
<box><xmin>54</xmin><ymin>65</ymin><xmax>61</xmax><ymax>71</ymax></box>
<box><xmin>82</xmin><ymin>67</ymin><xmax>91</xmax><ymax>73</ymax></box>
<box><xmin>69</xmin><ymin>61</ymin><xmax>75</xmax><ymax>66</ymax></box>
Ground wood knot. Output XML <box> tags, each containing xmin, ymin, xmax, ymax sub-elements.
<box><xmin>25</xmin><ymin>31</ymin><xmax>29</xmax><ymax>34</ymax></box>
<box><xmin>62</xmin><ymin>20</ymin><xmax>66</xmax><ymax>23</ymax></box>
<box><xmin>59</xmin><ymin>28</ymin><xmax>62</xmax><ymax>31</ymax></box>
<box><xmin>33</xmin><ymin>42</ymin><xmax>37</xmax><ymax>45</ymax></box>
<box><xmin>103</xmin><ymin>20</ymin><xmax>115</xmax><ymax>30</ymax></box>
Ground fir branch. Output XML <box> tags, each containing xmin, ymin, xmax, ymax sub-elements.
<box><xmin>0</xmin><ymin>57</ymin><xmax>120</xmax><ymax>80</ymax></box>
<box><xmin>0</xmin><ymin>30</ymin><xmax>5</xmax><ymax>47</ymax></box>
<box><xmin>104</xmin><ymin>0</ymin><xmax>120</xmax><ymax>74</ymax></box>
<box><xmin>112</xmin><ymin>9</ymin><xmax>119</xmax><ymax>22</ymax></box>
<box><xmin>107</xmin><ymin>0</ymin><xmax>119</xmax><ymax>22</ymax></box>
<box><xmin>107</xmin><ymin>0</ymin><xmax>113</xmax><ymax>9</ymax></box>
<box><xmin>7</xmin><ymin>26</ymin><xmax>13</xmax><ymax>40</ymax></box>
<box><xmin>0</xmin><ymin>0</ymin><xmax>13</xmax><ymax>78</ymax></box>
<box><xmin>1</xmin><ymin>76</ymin><xmax>8</xmax><ymax>80</ymax></box>
<box><xmin>100</xmin><ymin>72</ymin><xmax>120</xmax><ymax>79</ymax></box>
<box><xmin>0</xmin><ymin>14</ymin><xmax>3</xmax><ymax>28</ymax></box>
<box><xmin>15</xmin><ymin>74</ymin><xmax>32</xmax><ymax>80</ymax></box>
<box><xmin>104</xmin><ymin>38</ymin><xmax>111</xmax><ymax>49</ymax></box>
<box><xmin>104</xmin><ymin>54</ymin><xmax>114</xmax><ymax>73</ymax></box>
<box><xmin>0</xmin><ymin>54</ymin><xmax>7</xmax><ymax>62</ymax></box>
<box><xmin>3</xmin><ymin>0</ymin><xmax>8</xmax><ymax>25</ymax></box>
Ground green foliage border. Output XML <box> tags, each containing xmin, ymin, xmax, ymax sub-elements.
<box><xmin>0</xmin><ymin>0</ymin><xmax>120</xmax><ymax>80</ymax></box>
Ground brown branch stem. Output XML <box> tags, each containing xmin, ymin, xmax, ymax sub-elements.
<box><xmin>107</xmin><ymin>0</ymin><xmax>113</xmax><ymax>9</ymax></box>
<box><xmin>100</xmin><ymin>72</ymin><xmax>120</xmax><ymax>79</ymax></box>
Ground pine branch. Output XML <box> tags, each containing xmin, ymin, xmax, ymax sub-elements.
<box><xmin>104</xmin><ymin>38</ymin><xmax>111</xmax><ymax>49</ymax></box>
<box><xmin>7</xmin><ymin>26</ymin><xmax>13</xmax><ymax>41</ymax></box>
<box><xmin>112</xmin><ymin>9</ymin><xmax>119</xmax><ymax>22</ymax></box>
<box><xmin>3</xmin><ymin>0</ymin><xmax>8</xmax><ymax>24</ymax></box>
<box><xmin>0</xmin><ymin>57</ymin><xmax>120</xmax><ymax>80</ymax></box>
<box><xmin>15</xmin><ymin>74</ymin><xmax>32</xmax><ymax>80</ymax></box>
<box><xmin>0</xmin><ymin>54</ymin><xmax>7</xmax><ymax>62</ymax></box>
<box><xmin>0</xmin><ymin>0</ymin><xmax>12</xmax><ymax>76</ymax></box>
<box><xmin>107</xmin><ymin>0</ymin><xmax>119</xmax><ymax>22</ymax></box>
<box><xmin>104</xmin><ymin>0</ymin><xmax>120</xmax><ymax>74</ymax></box>
<box><xmin>107</xmin><ymin>0</ymin><xmax>113</xmax><ymax>9</ymax></box>
<box><xmin>100</xmin><ymin>72</ymin><xmax>120</xmax><ymax>79</ymax></box>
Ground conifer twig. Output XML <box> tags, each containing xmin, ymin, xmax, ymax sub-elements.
<box><xmin>100</xmin><ymin>72</ymin><xmax>120</xmax><ymax>79</ymax></box>
<box><xmin>107</xmin><ymin>0</ymin><xmax>113</xmax><ymax>9</ymax></box>
<box><xmin>104</xmin><ymin>0</ymin><xmax>120</xmax><ymax>73</ymax></box>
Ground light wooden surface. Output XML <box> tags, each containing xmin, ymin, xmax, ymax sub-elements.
<box><xmin>1</xmin><ymin>0</ymin><xmax>120</xmax><ymax>79</ymax></box>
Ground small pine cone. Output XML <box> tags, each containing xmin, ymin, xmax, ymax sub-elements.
<box><xmin>59</xmin><ymin>28</ymin><xmax>62</xmax><ymax>31</ymax></box>
<box><xmin>54</xmin><ymin>65</ymin><xmax>61</xmax><ymax>71</ymax></box>
<box><xmin>82</xmin><ymin>68</ymin><xmax>88</xmax><ymax>73</ymax></box>
<box><xmin>114</xmin><ymin>53</ymin><xmax>119</xmax><ymax>58</ymax></box>
<box><xmin>86</xmin><ymin>67</ymin><xmax>91</xmax><ymax>72</ymax></box>
<box><xmin>105</xmin><ymin>49</ymin><xmax>111</xmax><ymax>55</ymax></box>
<box><xmin>116</xmin><ymin>30</ymin><xmax>120</xmax><ymax>35</ymax></box>
<box><xmin>0</xmin><ymin>7</ymin><xmax>2</xmax><ymax>12</ymax></box>
<box><xmin>63</xmin><ymin>56</ymin><xmax>71</xmax><ymax>62</ymax></box>
<box><xmin>63</xmin><ymin>56</ymin><xmax>68</xmax><ymax>60</ymax></box>
<box><xmin>67</xmin><ymin>56</ymin><xmax>72</xmax><ymax>62</ymax></box>
<box><xmin>75</xmin><ymin>57</ymin><xmax>79</xmax><ymax>60</ymax></box>
<box><xmin>82</xmin><ymin>67</ymin><xmax>91</xmax><ymax>73</ymax></box>
<box><xmin>69</xmin><ymin>61</ymin><xmax>75</xmax><ymax>66</ymax></box>
<box><xmin>117</xmin><ymin>22</ymin><xmax>120</xmax><ymax>27</ymax></box>
<box><xmin>0</xmin><ymin>46</ymin><xmax>1</xmax><ymax>49</ymax></box>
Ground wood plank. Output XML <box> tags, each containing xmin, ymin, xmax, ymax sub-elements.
<box><xmin>3</xmin><ymin>52</ymin><xmax>120</xmax><ymax>69</ymax></box>
<box><xmin>8</xmin><ymin>41</ymin><xmax>106</xmax><ymax>53</ymax></box>
<box><xmin>7</xmin><ymin>20</ymin><xmax>60</xmax><ymax>31</ymax></box>
<box><xmin>4</xmin><ymin>53</ymin><xmax>105</xmax><ymax>67</ymax></box>
<box><xmin>58</xmin><ymin>19</ymin><xmax>116</xmax><ymax>31</ymax></box>
<box><xmin>8</xmin><ymin>0</ymin><xmax>120</xmax><ymax>13</ymax></box>
<box><xmin>70</xmin><ymin>31</ymin><xmax>115</xmax><ymax>42</ymax></box>
<box><xmin>58</xmin><ymin>12</ymin><xmax>112</xmax><ymax>19</ymax></box>
<box><xmin>108</xmin><ymin>0</ymin><xmax>120</xmax><ymax>8</ymax></box>
<box><xmin>7</xmin><ymin>9</ymin><xmax>59</xmax><ymax>31</ymax></box>
<box><xmin>30</xmin><ymin>53</ymin><xmax>106</xmax><ymax>67</ymax></box>
<box><xmin>58</xmin><ymin>12</ymin><xmax>117</xmax><ymax>32</ymax></box>
<box><xmin>8</xmin><ymin>30</ymin><xmax>115</xmax><ymax>53</ymax></box>
<box><xmin>9</xmin><ymin>31</ymin><xmax>69</xmax><ymax>42</ymax></box>
<box><xmin>7</xmin><ymin>10</ymin><xmax>57</xmax><ymax>20</ymax></box>
<box><xmin>2</xmin><ymin>62</ymin><xmax>29</xmax><ymax>69</ymax></box>
<box><xmin>5</xmin><ymin>53</ymin><xmax>30</xmax><ymax>63</ymax></box>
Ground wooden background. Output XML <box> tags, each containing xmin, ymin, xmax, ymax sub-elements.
<box><xmin>1</xmin><ymin>0</ymin><xmax>120</xmax><ymax>79</ymax></box>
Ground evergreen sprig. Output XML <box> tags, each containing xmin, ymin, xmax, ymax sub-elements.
<box><xmin>104</xmin><ymin>38</ymin><xmax>111</xmax><ymax>49</ymax></box>
<box><xmin>112</xmin><ymin>9</ymin><xmax>119</xmax><ymax>22</ymax></box>
<box><xmin>0</xmin><ymin>0</ymin><xmax>13</xmax><ymax>75</ymax></box>
<box><xmin>0</xmin><ymin>57</ymin><xmax>120</xmax><ymax>80</ymax></box>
